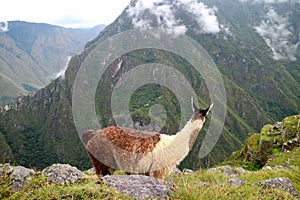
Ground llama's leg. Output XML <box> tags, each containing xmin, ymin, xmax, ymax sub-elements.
<box><xmin>151</xmin><ymin>166</ymin><xmax>174</xmax><ymax>179</ymax></box>
<box><xmin>88</xmin><ymin>152</ymin><xmax>115</xmax><ymax>178</ymax></box>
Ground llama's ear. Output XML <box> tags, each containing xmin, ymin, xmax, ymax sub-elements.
<box><xmin>191</xmin><ymin>97</ymin><xmax>198</xmax><ymax>112</ymax></box>
<box><xmin>203</xmin><ymin>103</ymin><xmax>214</xmax><ymax>116</ymax></box>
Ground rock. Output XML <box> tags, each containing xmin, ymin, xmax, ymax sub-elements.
<box><xmin>282</xmin><ymin>138</ymin><xmax>300</xmax><ymax>152</ymax></box>
<box><xmin>103</xmin><ymin>175</ymin><xmax>170</xmax><ymax>200</ymax></box>
<box><xmin>274</xmin><ymin>165</ymin><xmax>290</xmax><ymax>171</ymax></box>
<box><xmin>166</xmin><ymin>177</ymin><xmax>176</xmax><ymax>190</ymax></box>
<box><xmin>208</xmin><ymin>166</ymin><xmax>239</xmax><ymax>177</ymax></box>
<box><xmin>262</xmin><ymin>166</ymin><xmax>274</xmax><ymax>170</ymax></box>
<box><xmin>227</xmin><ymin>178</ymin><xmax>245</xmax><ymax>186</ymax></box>
<box><xmin>10</xmin><ymin>166</ymin><xmax>35</xmax><ymax>191</ymax></box>
<box><xmin>87</xmin><ymin>167</ymin><xmax>95</xmax><ymax>175</ymax></box>
<box><xmin>0</xmin><ymin>163</ymin><xmax>14</xmax><ymax>176</ymax></box>
<box><xmin>200</xmin><ymin>182</ymin><xmax>210</xmax><ymax>187</ymax></box>
<box><xmin>182</xmin><ymin>168</ymin><xmax>194</xmax><ymax>174</ymax></box>
<box><xmin>257</xmin><ymin>177</ymin><xmax>298</xmax><ymax>197</ymax></box>
<box><xmin>172</xmin><ymin>167</ymin><xmax>181</xmax><ymax>174</ymax></box>
<box><xmin>42</xmin><ymin>163</ymin><xmax>84</xmax><ymax>185</ymax></box>
<box><xmin>236</xmin><ymin>167</ymin><xmax>247</xmax><ymax>175</ymax></box>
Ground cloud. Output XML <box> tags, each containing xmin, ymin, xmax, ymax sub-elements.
<box><xmin>126</xmin><ymin>0</ymin><xmax>220</xmax><ymax>36</ymax></box>
<box><xmin>254</xmin><ymin>8</ymin><xmax>299</xmax><ymax>61</ymax></box>
<box><xmin>0</xmin><ymin>21</ymin><xmax>9</xmax><ymax>32</ymax></box>
<box><xmin>53</xmin><ymin>15</ymin><xmax>100</xmax><ymax>28</ymax></box>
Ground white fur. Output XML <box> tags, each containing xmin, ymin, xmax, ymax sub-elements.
<box><xmin>135</xmin><ymin>119</ymin><xmax>204</xmax><ymax>174</ymax></box>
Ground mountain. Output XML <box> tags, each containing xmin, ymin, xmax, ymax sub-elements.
<box><xmin>0</xmin><ymin>0</ymin><xmax>299</xmax><ymax>170</ymax></box>
<box><xmin>0</xmin><ymin>21</ymin><xmax>105</xmax><ymax>105</ymax></box>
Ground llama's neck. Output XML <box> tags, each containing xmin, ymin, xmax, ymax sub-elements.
<box><xmin>174</xmin><ymin>119</ymin><xmax>203</xmax><ymax>149</ymax></box>
<box><xmin>142</xmin><ymin>119</ymin><xmax>204</xmax><ymax>172</ymax></box>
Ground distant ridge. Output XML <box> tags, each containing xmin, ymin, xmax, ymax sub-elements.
<box><xmin>0</xmin><ymin>21</ymin><xmax>105</xmax><ymax>105</ymax></box>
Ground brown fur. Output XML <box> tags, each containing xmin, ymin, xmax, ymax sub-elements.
<box><xmin>83</xmin><ymin>126</ymin><xmax>162</xmax><ymax>178</ymax></box>
<box><xmin>102</xmin><ymin>126</ymin><xmax>161</xmax><ymax>153</ymax></box>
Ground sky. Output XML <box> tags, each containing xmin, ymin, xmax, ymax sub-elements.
<box><xmin>0</xmin><ymin>0</ymin><xmax>131</xmax><ymax>28</ymax></box>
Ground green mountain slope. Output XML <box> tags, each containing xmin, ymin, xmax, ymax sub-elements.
<box><xmin>0</xmin><ymin>0</ymin><xmax>299</xmax><ymax>171</ymax></box>
<box><xmin>225</xmin><ymin>114</ymin><xmax>300</xmax><ymax>170</ymax></box>
<box><xmin>0</xmin><ymin>21</ymin><xmax>105</xmax><ymax>105</ymax></box>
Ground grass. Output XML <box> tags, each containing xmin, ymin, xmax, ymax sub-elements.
<box><xmin>267</xmin><ymin>147</ymin><xmax>300</xmax><ymax>167</ymax></box>
<box><xmin>169</xmin><ymin>167</ymin><xmax>300</xmax><ymax>200</ymax></box>
<box><xmin>260</xmin><ymin>124</ymin><xmax>273</xmax><ymax>140</ymax></box>
<box><xmin>1</xmin><ymin>166</ymin><xmax>300</xmax><ymax>199</ymax></box>
<box><xmin>0</xmin><ymin>173</ymin><xmax>131</xmax><ymax>200</ymax></box>
<box><xmin>246</xmin><ymin>133</ymin><xmax>260</xmax><ymax>151</ymax></box>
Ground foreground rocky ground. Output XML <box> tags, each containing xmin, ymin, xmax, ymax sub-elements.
<box><xmin>1</xmin><ymin>162</ymin><xmax>299</xmax><ymax>199</ymax></box>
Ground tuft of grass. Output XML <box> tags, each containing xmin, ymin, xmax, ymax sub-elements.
<box><xmin>246</xmin><ymin>133</ymin><xmax>260</xmax><ymax>151</ymax></box>
<box><xmin>260</xmin><ymin>124</ymin><xmax>273</xmax><ymax>140</ymax></box>
<box><xmin>266</xmin><ymin>147</ymin><xmax>300</xmax><ymax>168</ymax></box>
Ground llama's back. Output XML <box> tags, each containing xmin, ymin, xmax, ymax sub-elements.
<box><xmin>95</xmin><ymin>126</ymin><xmax>161</xmax><ymax>153</ymax></box>
<box><xmin>83</xmin><ymin>126</ymin><xmax>178</xmax><ymax>178</ymax></box>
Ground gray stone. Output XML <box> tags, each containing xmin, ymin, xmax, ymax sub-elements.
<box><xmin>87</xmin><ymin>167</ymin><xmax>95</xmax><ymax>175</ymax></box>
<box><xmin>166</xmin><ymin>177</ymin><xmax>176</xmax><ymax>190</ymax></box>
<box><xmin>182</xmin><ymin>168</ymin><xmax>194</xmax><ymax>174</ymax></box>
<box><xmin>227</xmin><ymin>178</ymin><xmax>245</xmax><ymax>186</ymax></box>
<box><xmin>0</xmin><ymin>163</ymin><xmax>13</xmax><ymax>177</ymax></box>
<box><xmin>42</xmin><ymin>163</ymin><xmax>84</xmax><ymax>185</ymax></box>
<box><xmin>172</xmin><ymin>167</ymin><xmax>181</xmax><ymax>174</ymax></box>
<box><xmin>208</xmin><ymin>166</ymin><xmax>239</xmax><ymax>177</ymax></box>
<box><xmin>103</xmin><ymin>175</ymin><xmax>170</xmax><ymax>200</ymax></box>
<box><xmin>10</xmin><ymin>166</ymin><xmax>35</xmax><ymax>191</ymax></box>
<box><xmin>208</xmin><ymin>167</ymin><xmax>217</xmax><ymax>172</ymax></box>
<box><xmin>236</xmin><ymin>167</ymin><xmax>247</xmax><ymax>175</ymax></box>
<box><xmin>262</xmin><ymin>166</ymin><xmax>274</xmax><ymax>170</ymax></box>
<box><xmin>257</xmin><ymin>177</ymin><xmax>298</xmax><ymax>197</ymax></box>
<box><xmin>200</xmin><ymin>182</ymin><xmax>210</xmax><ymax>187</ymax></box>
<box><xmin>275</xmin><ymin>165</ymin><xmax>290</xmax><ymax>170</ymax></box>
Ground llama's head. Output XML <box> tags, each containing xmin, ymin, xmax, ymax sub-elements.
<box><xmin>190</xmin><ymin>98</ymin><xmax>213</xmax><ymax>126</ymax></box>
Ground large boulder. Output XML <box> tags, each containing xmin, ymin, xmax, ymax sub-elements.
<box><xmin>42</xmin><ymin>163</ymin><xmax>84</xmax><ymax>185</ymax></box>
<box><xmin>103</xmin><ymin>175</ymin><xmax>170</xmax><ymax>199</ymax></box>
<box><xmin>10</xmin><ymin>166</ymin><xmax>35</xmax><ymax>191</ymax></box>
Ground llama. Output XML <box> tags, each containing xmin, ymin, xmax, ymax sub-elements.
<box><xmin>83</xmin><ymin>99</ymin><xmax>213</xmax><ymax>179</ymax></box>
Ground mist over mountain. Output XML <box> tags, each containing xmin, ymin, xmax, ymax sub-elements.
<box><xmin>0</xmin><ymin>21</ymin><xmax>105</xmax><ymax>105</ymax></box>
<box><xmin>0</xmin><ymin>0</ymin><xmax>299</xmax><ymax>171</ymax></box>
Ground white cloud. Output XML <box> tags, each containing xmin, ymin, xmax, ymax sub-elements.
<box><xmin>126</xmin><ymin>0</ymin><xmax>220</xmax><ymax>36</ymax></box>
<box><xmin>0</xmin><ymin>0</ymin><xmax>131</xmax><ymax>28</ymax></box>
<box><xmin>0</xmin><ymin>21</ymin><xmax>9</xmax><ymax>32</ymax></box>
<box><xmin>254</xmin><ymin>8</ymin><xmax>299</xmax><ymax>61</ymax></box>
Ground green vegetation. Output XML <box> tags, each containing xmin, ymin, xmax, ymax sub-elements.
<box><xmin>0</xmin><ymin>21</ymin><xmax>104</xmax><ymax>106</ymax></box>
<box><xmin>224</xmin><ymin>114</ymin><xmax>300</xmax><ymax>169</ymax></box>
<box><xmin>170</xmin><ymin>168</ymin><xmax>299</xmax><ymax>200</ymax></box>
<box><xmin>1</xmin><ymin>167</ymin><xmax>299</xmax><ymax>200</ymax></box>
<box><xmin>0</xmin><ymin>173</ymin><xmax>130</xmax><ymax>200</ymax></box>
<box><xmin>22</xmin><ymin>83</ymin><xmax>38</xmax><ymax>93</ymax></box>
<box><xmin>267</xmin><ymin>147</ymin><xmax>300</xmax><ymax>167</ymax></box>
